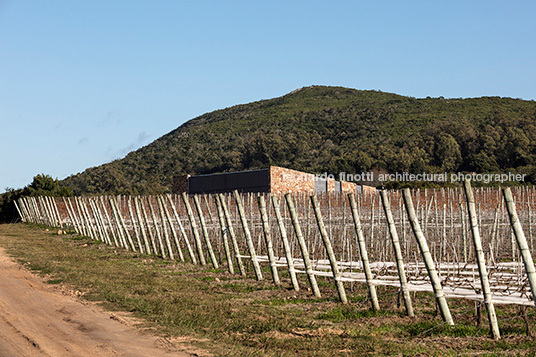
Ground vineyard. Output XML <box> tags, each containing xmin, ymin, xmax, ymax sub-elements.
<box><xmin>15</xmin><ymin>183</ymin><xmax>536</xmax><ymax>340</ymax></box>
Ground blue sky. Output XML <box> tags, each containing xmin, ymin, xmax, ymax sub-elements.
<box><xmin>1</xmin><ymin>1</ymin><xmax>535</xmax><ymax>192</ymax></box>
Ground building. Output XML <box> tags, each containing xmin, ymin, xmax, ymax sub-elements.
<box><xmin>173</xmin><ymin>166</ymin><xmax>375</xmax><ymax>194</ymax></box>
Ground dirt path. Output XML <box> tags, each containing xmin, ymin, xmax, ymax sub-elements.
<box><xmin>0</xmin><ymin>246</ymin><xmax>205</xmax><ymax>357</ymax></box>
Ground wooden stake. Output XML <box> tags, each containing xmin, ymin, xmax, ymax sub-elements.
<box><xmin>215</xmin><ymin>194</ymin><xmax>234</xmax><ymax>273</ymax></box>
<box><xmin>218</xmin><ymin>193</ymin><xmax>245</xmax><ymax>276</ymax></box>
<box><xmin>133</xmin><ymin>197</ymin><xmax>149</xmax><ymax>254</ymax></box>
<box><xmin>193</xmin><ymin>195</ymin><xmax>219</xmax><ymax>269</ymax></box>
<box><xmin>157</xmin><ymin>196</ymin><xmax>175</xmax><ymax>260</ymax></box>
<box><xmin>380</xmin><ymin>190</ymin><xmax>414</xmax><ymax>317</ymax></box>
<box><xmin>348</xmin><ymin>193</ymin><xmax>380</xmax><ymax>311</ymax></box>
<box><xmin>271</xmin><ymin>196</ymin><xmax>299</xmax><ymax>291</ymax></box>
<box><xmin>181</xmin><ymin>192</ymin><xmax>206</xmax><ymax>265</ymax></box>
<box><xmin>503</xmin><ymin>188</ymin><xmax>536</xmax><ymax>308</ymax></box>
<box><xmin>233</xmin><ymin>190</ymin><xmax>263</xmax><ymax>280</ymax></box>
<box><xmin>310</xmin><ymin>195</ymin><xmax>347</xmax><ymax>303</ymax></box>
<box><xmin>127</xmin><ymin>197</ymin><xmax>143</xmax><ymax>253</ymax></box>
<box><xmin>402</xmin><ymin>188</ymin><xmax>454</xmax><ymax>326</ymax></box>
<box><xmin>99</xmin><ymin>197</ymin><xmax>119</xmax><ymax>246</ymax></box>
<box><xmin>285</xmin><ymin>193</ymin><xmax>321</xmax><ymax>297</ymax></box>
<box><xmin>463</xmin><ymin>180</ymin><xmax>500</xmax><ymax>340</ymax></box>
<box><xmin>258</xmin><ymin>195</ymin><xmax>280</xmax><ymax>285</ymax></box>
<box><xmin>159</xmin><ymin>195</ymin><xmax>185</xmax><ymax>262</ymax></box>
<box><xmin>147</xmin><ymin>196</ymin><xmax>166</xmax><ymax>257</ymax></box>
<box><xmin>166</xmin><ymin>194</ymin><xmax>196</xmax><ymax>264</ymax></box>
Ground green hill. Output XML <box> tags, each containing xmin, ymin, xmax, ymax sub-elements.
<box><xmin>62</xmin><ymin>86</ymin><xmax>536</xmax><ymax>195</ymax></box>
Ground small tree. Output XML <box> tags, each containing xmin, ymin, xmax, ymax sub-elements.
<box><xmin>24</xmin><ymin>174</ymin><xmax>73</xmax><ymax>197</ymax></box>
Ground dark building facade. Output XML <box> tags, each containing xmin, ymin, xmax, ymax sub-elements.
<box><xmin>173</xmin><ymin>166</ymin><xmax>375</xmax><ymax>195</ymax></box>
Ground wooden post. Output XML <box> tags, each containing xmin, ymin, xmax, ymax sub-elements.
<box><xmin>63</xmin><ymin>198</ymin><xmax>79</xmax><ymax>234</ymax></box>
<box><xmin>463</xmin><ymin>180</ymin><xmax>500</xmax><ymax>339</ymax></box>
<box><xmin>95</xmin><ymin>198</ymin><xmax>113</xmax><ymax>244</ymax></box>
<box><xmin>157</xmin><ymin>196</ymin><xmax>175</xmax><ymax>260</ymax></box>
<box><xmin>380</xmin><ymin>190</ymin><xmax>414</xmax><ymax>317</ymax></box>
<box><xmin>218</xmin><ymin>193</ymin><xmax>246</xmax><ymax>276</ymax></box>
<box><xmin>159</xmin><ymin>196</ymin><xmax>185</xmax><ymax>262</ymax></box>
<box><xmin>166</xmin><ymin>195</ymin><xmax>196</xmax><ymax>264</ymax></box>
<box><xmin>233</xmin><ymin>190</ymin><xmax>263</xmax><ymax>280</ymax></box>
<box><xmin>22</xmin><ymin>198</ymin><xmax>32</xmax><ymax>223</ymax></box>
<box><xmin>13</xmin><ymin>199</ymin><xmax>24</xmax><ymax>222</ymax></box>
<box><xmin>111</xmin><ymin>197</ymin><xmax>137</xmax><ymax>251</ymax></box>
<box><xmin>503</xmin><ymin>188</ymin><xmax>536</xmax><ymax>307</ymax></box>
<box><xmin>134</xmin><ymin>197</ymin><xmax>150</xmax><ymax>254</ymax></box>
<box><xmin>16</xmin><ymin>198</ymin><xmax>27</xmax><ymax>222</ymax></box>
<box><xmin>402</xmin><ymin>188</ymin><xmax>454</xmax><ymax>326</ymax></box>
<box><xmin>88</xmin><ymin>199</ymin><xmax>107</xmax><ymax>243</ymax></box>
<box><xmin>31</xmin><ymin>197</ymin><xmax>42</xmax><ymax>225</ymax></box>
<box><xmin>140</xmin><ymin>197</ymin><xmax>158</xmax><ymax>254</ymax></box>
<box><xmin>109</xmin><ymin>198</ymin><xmax>127</xmax><ymax>248</ymax></box>
<box><xmin>215</xmin><ymin>194</ymin><xmax>234</xmax><ymax>273</ymax></box>
<box><xmin>28</xmin><ymin>197</ymin><xmax>38</xmax><ymax>224</ymax></box>
<box><xmin>95</xmin><ymin>197</ymin><xmax>113</xmax><ymax>245</ymax></box>
<box><xmin>147</xmin><ymin>196</ymin><xmax>166</xmax><ymax>257</ymax></box>
<box><xmin>40</xmin><ymin>196</ymin><xmax>52</xmax><ymax>226</ymax></box>
<box><xmin>78</xmin><ymin>198</ymin><xmax>96</xmax><ymax>241</ymax></box>
<box><xmin>46</xmin><ymin>197</ymin><xmax>58</xmax><ymax>227</ymax></box>
<box><xmin>460</xmin><ymin>203</ymin><xmax>468</xmax><ymax>264</ymax></box>
<box><xmin>99</xmin><ymin>197</ymin><xmax>119</xmax><ymax>246</ymax></box>
<box><xmin>348</xmin><ymin>193</ymin><xmax>380</xmax><ymax>311</ymax></box>
<box><xmin>310</xmin><ymin>195</ymin><xmax>347</xmax><ymax>303</ymax></box>
<box><xmin>44</xmin><ymin>196</ymin><xmax>55</xmax><ymax>226</ymax></box>
<box><xmin>26</xmin><ymin>197</ymin><xmax>36</xmax><ymax>223</ymax></box>
<box><xmin>285</xmin><ymin>193</ymin><xmax>321</xmax><ymax>297</ymax></box>
<box><xmin>181</xmin><ymin>192</ymin><xmax>206</xmax><ymax>265</ymax></box>
<box><xmin>193</xmin><ymin>195</ymin><xmax>219</xmax><ymax>269</ymax></box>
<box><xmin>258</xmin><ymin>195</ymin><xmax>280</xmax><ymax>285</ymax></box>
<box><xmin>19</xmin><ymin>198</ymin><xmax>29</xmax><ymax>223</ymax></box>
<box><xmin>490</xmin><ymin>205</ymin><xmax>500</xmax><ymax>264</ymax></box>
<box><xmin>51</xmin><ymin>197</ymin><xmax>63</xmax><ymax>227</ymax></box>
<box><xmin>271</xmin><ymin>196</ymin><xmax>299</xmax><ymax>291</ymax></box>
<box><xmin>128</xmin><ymin>198</ymin><xmax>143</xmax><ymax>253</ymax></box>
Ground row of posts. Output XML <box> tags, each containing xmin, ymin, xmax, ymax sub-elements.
<box><xmin>15</xmin><ymin>182</ymin><xmax>536</xmax><ymax>340</ymax></box>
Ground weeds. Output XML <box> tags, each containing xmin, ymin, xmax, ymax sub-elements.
<box><xmin>1</xmin><ymin>223</ymin><xmax>536</xmax><ymax>356</ymax></box>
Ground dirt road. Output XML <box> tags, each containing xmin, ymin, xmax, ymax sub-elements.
<box><xmin>0</xmin><ymin>246</ymin><xmax>203</xmax><ymax>357</ymax></box>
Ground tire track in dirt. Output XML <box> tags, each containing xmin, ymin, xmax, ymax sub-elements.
<box><xmin>0</xmin><ymin>245</ymin><xmax>206</xmax><ymax>356</ymax></box>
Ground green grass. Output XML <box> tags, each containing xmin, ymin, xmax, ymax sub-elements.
<box><xmin>1</xmin><ymin>223</ymin><xmax>536</xmax><ymax>356</ymax></box>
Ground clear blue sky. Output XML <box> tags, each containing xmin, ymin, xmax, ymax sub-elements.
<box><xmin>1</xmin><ymin>1</ymin><xmax>535</xmax><ymax>192</ymax></box>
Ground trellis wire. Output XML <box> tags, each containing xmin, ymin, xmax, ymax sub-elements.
<box><xmin>16</xmin><ymin>186</ymin><xmax>536</xmax><ymax>339</ymax></box>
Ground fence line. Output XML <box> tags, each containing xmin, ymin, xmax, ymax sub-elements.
<box><xmin>16</xmin><ymin>186</ymin><xmax>536</xmax><ymax>339</ymax></box>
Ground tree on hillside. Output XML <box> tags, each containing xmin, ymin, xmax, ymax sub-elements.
<box><xmin>24</xmin><ymin>174</ymin><xmax>73</xmax><ymax>197</ymax></box>
<box><xmin>0</xmin><ymin>174</ymin><xmax>72</xmax><ymax>223</ymax></box>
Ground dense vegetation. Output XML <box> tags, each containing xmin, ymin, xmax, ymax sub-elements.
<box><xmin>0</xmin><ymin>175</ymin><xmax>71</xmax><ymax>223</ymax></box>
<box><xmin>61</xmin><ymin>86</ymin><xmax>536</xmax><ymax>195</ymax></box>
<box><xmin>3</xmin><ymin>86</ymin><xmax>536</xmax><ymax>221</ymax></box>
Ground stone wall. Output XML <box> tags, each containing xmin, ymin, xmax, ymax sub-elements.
<box><xmin>270</xmin><ymin>166</ymin><xmax>360</xmax><ymax>194</ymax></box>
<box><xmin>269</xmin><ymin>166</ymin><xmax>316</xmax><ymax>193</ymax></box>
<box><xmin>173</xmin><ymin>166</ymin><xmax>369</xmax><ymax>194</ymax></box>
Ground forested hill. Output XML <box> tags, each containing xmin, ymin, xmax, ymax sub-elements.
<box><xmin>62</xmin><ymin>86</ymin><xmax>536</xmax><ymax>195</ymax></box>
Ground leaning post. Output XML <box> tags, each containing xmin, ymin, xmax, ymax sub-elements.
<box><xmin>380</xmin><ymin>190</ymin><xmax>414</xmax><ymax>317</ymax></box>
<box><xmin>347</xmin><ymin>193</ymin><xmax>380</xmax><ymax>311</ymax></box>
<box><xmin>503</xmin><ymin>187</ymin><xmax>536</xmax><ymax>308</ymax></box>
<box><xmin>464</xmin><ymin>180</ymin><xmax>500</xmax><ymax>339</ymax></box>
<box><xmin>310</xmin><ymin>194</ymin><xmax>347</xmax><ymax>303</ymax></box>
<box><xmin>402</xmin><ymin>188</ymin><xmax>454</xmax><ymax>326</ymax></box>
